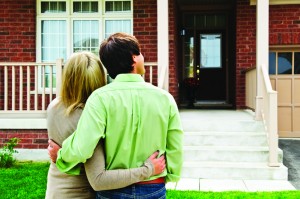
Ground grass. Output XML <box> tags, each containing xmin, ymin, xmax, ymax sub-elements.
<box><xmin>0</xmin><ymin>162</ymin><xmax>299</xmax><ymax>199</ymax></box>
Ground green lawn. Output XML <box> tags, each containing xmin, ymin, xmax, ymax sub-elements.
<box><xmin>0</xmin><ymin>162</ymin><xmax>299</xmax><ymax>199</ymax></box>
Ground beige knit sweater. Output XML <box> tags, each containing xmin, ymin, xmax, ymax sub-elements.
<box><xmin>45</xmin><ymin>98</ymin><xmax>153</xmax><ymax>199</ymax></box>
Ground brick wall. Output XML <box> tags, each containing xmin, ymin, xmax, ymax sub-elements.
<box><xmin>236</xmin><ymin>1</ymin><xmax>300</xmax><ymax>108</ymax></box>
<box><xmin>0</xmin><ymin>129</ymin><xmax>48</xmax><ymax>149</ymax></box>
<box><xmin>236</xmin><ymin>0</ymin><xmax>256</xmax><ymax>108</ymax></box>
<box><xmin>133</xmin><ymin>0</ymin><xmax>179</xmax><ymax>101</ymax></box>
<box><xmin>0</xmin><ymin>0</ymin><xmax>36</xmax><ymax>62</ymax></box>
<box><xmin>269</xmin><ymin>5</ymin><xmax>300</xmax><ymax>45</ymax></box>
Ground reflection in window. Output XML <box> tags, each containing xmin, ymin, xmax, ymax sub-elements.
<box><xmin>73</xmin><ymin>20</ymin><xmax>99</xmax><ymax>55</ymax></box>
<box><xmin>184</xmin><ymin>36</ymin><xmax>194</xmax><ymax>78</ymax></box>
<box><xmin>278</xmin><ymin>53</ymin><xmax>292</xmax><ymax>74</ymax></box>
<box><xmin>105</xmin><ymin>20</ymin><xmax>131</xmax><ymax>38</ymax></box>
<box><xmin>269</xmin><ymin>52</ymin><xmax>276</xmax><ymax>74</ymax></box>
<box><xmin>295</xmin><ymin>52</ymin><xmax>300</xmax><ymax>74</ymax></box>
<box><xmin>200</xmin><ymin>34</ymin><xmax>221</xmax><ymax>68</ymax></box>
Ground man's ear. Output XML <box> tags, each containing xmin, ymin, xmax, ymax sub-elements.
<box><xmin>132</xmin><ymin>55</ymin><xmax>137</xmax><ymax>67</ymax></box>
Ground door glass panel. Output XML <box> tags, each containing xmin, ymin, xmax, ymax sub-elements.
<box><xmin>278</xmin><ymin>52</ymin><xmax>292</xmax><ymax>74</ymax></box>
<box><xmin>200</xmin><ymin>34</ymin><xmax>221</xmax><ymax>68</ymax></box>
<box><xmin>184</xmin><ymin>36</ymin><xmax>194</xmax><ymax>78</ymax></box>
<box><xmin>295</xmin><ymin>52</ymin><xmax>300</xmax><ymax>74</ymax></box>
<box><xmin>269</xmin><ymin>52</ymin><xmax>276</xmax><ymax>74</ymax></box>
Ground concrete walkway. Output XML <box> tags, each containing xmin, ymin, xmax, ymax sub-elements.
<box><xmin>14</xmin><ymin>109</ymin><xmax>298</xmax><ymax>192</ymax></box>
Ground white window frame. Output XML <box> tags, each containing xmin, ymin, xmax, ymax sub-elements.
<box><xmin>36</xmin><ymin>0</ymin><xmax>133</xmax><ymax>93</ymax></box>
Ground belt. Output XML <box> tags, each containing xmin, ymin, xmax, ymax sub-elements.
<box><xmin>136</xmin><ymin>177</ymin><xmax>165</xmax><ymax>184</ymax></box>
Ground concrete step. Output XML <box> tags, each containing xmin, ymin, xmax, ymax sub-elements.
<box><xmin>183</xmin><ymin>146</ymin><xmax>283</xmax><ymax>163</ymax></box>
<box><xmin>181</xmin><ymin>161</ymin><xmax>288</xmax><ymax>180</ymax></box>
<box><xmin>184</xmin><ymin>131</ymin><xmax>267</xmax><ymax>146</ymax></box>
<box><xmin>182</xmin><ymin>119</ymin><xmax>265</xmax><ymax>132</ymax></box>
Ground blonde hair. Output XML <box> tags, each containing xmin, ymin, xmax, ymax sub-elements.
<box><xmin>60</xmin><ymin>51</ymin><xmax>106</xmax><ymax>115</ymax></box>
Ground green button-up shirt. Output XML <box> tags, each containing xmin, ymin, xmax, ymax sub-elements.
<box><xmin>56</xmin><ymin>74</ymin><xmax>183</xmax><ymax>182</ymax></box>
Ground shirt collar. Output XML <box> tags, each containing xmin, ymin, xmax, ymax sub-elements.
<box><xmin>114</xmin><ymin>74</ymin><xmax>145</xmax><ymax>82</ymax></box>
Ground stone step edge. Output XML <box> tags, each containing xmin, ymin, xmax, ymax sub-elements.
<box><xmin>183</xmin><ymin>146</ymin><xmax>283</xmax><ymax>152</ymax></box>
<box><xmin>182</xmin><ymin>161</ymin><xmax>287</xmax><ymax>169</ymax></box>
<box><xmin>184</xmin><ymin>131</ymin><xmax>266</xmax><ymax>136</ymax></box>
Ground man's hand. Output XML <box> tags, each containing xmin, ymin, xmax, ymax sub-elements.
<box><xmin>147</xmin><ymin>151</ymin><xmax>166</xmax><ymax>176</ymax></box>
<box><xmin>47</xmin><ymin>139</ymin><xmax>61</xmax><ymax>163</ymax></box>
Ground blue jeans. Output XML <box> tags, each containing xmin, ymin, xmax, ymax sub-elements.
<box><xmin>96</xmin><ymin>183</ymin><xmax>166</xmax><ymax>199</ymax></box>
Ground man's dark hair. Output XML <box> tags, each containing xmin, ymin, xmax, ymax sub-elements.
<box><xmin>99</xmin><ymin>32</ymin><xmax>141</xmax><ymax>79</ymax></box>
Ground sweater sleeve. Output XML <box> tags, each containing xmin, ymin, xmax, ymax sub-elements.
<box><xmin>84</xmin><ymin>141</ymin><xmax>154</xmax><ymax>191</ymax></box>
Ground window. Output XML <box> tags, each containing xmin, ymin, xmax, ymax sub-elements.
<box><xmin>37</xmin><ymin>0</ymin><xmax>133</xmax><ymax>90</ymax></box>
<box><xmin>200</xmin><ymin>34</ymin><xmax>222</xmax><ymax>68</ymax></box>
<box><xmin>269</xmin><ymin>50</ymin><xmax>300</xmax><ymax>75</ymax></box>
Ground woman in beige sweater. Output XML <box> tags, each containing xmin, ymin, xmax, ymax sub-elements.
<box><xmin>46</xmin><ymin>52</ymin><xmax>165</xmax><ymax>199</ymax></box>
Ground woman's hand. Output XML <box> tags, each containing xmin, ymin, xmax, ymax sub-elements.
<box><xmin>47</xmin><ymin>139</ymin><xmax>61</xmax><ymax>163</ymax></box>
<box><xmin>147</xmin><ymin>151</ymin><xmax>166</xmax><ymax>176</ymax></box>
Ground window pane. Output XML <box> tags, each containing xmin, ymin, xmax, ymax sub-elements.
<box><xmin>41</xmin><ymin>20</ymin><xmax>67</xmax><ymax>62</ymax></box>
<box><xmin>115</xmin><ymin>2</ymin><xmax>122</xmax><ymax>11</ymax></box>
<box><xmin>106</xmin><ymin>1</ymin><xmax>113</xmax><ymax>11</ymax></box>
<box><xmin>41</xmin><ymin>20</ymin><xmax>67</xmax><ymax>88</ymax></box>
<box><xmin>73</xmin><ymin>2</ymin><xmax>81</xmax><ymax>12</ymax></box>
<box><xmin>269</xmin><ymin>52</ymin><xmax>276</xmax><ymax>75</ymax></box>
<box><xmin>105</xmin><ymin>1</ymin><xmax>131</xmax><ymax>12</ymax></box>
<box><xmin>73</xmin><ymin>2</ymin><xmax>98</xmax><ymax>13</ymax></box>
<box><xmin>200</xmin><ymin>34</ymin><xmax>221</xmax><ymax>68</ymax></box>
<box><xmin>295</xmin><ymin>52</ymin><xmax>300</xmax><ymax>74</ymax></box>
<box><xmin>123</xmin><ymin>1</ymin><xmax>131</xmax><ymax>11</ymax></box>
<box><xmin>105</xmin><ymin>20</ymin><xmax>131</xmax><ymax>38</ymax></box>
<box><xmin>73</xmin><ymin>20</ymin><xmax>99</xmax><ymax>54</ymax></box>
<box><xmin>41</xmin><ymin>2</ymin><xmax>66</xmax><ymax>13</ymax></box>
<box><xmin>278</xmin><ymin>52</ymin><xmax>292</xmax><ymax>74</ymax></box>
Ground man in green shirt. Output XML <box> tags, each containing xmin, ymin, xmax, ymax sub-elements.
<box><xmin>55</xmin><ymin>32</ymin><xmax>183</xmax><ymax>198</ymax></box>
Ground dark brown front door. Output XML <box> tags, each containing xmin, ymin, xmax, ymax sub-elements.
<box><xmin>195</xmin><ymin>32</ymin><xmax>226</xmax><ymax>101</ymax></box>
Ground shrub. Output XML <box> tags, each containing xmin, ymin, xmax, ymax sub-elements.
<box><xmin>0</xmin><ymin>137</ymin><xmax>20</xmax><ymax>168</ymax></box>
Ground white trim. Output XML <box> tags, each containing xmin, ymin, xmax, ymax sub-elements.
<box><xmin>157</xmin><ymin>0</ymin><xmax>169</xmax><ymax>91</ymax></box>
<box><xmin>0</xmin><ymin>118</ymin><xmax>47</xmax><ymax>129</ymax></box>
<box><xmin>250</xmin><ymin>0</ymin><xmax>300</xmax><ymax>5</ymax></box>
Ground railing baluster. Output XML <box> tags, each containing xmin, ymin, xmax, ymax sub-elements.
<box><xmin>12</xmin><ymin>66</ymin><xmax>15</xmax><ymax>111</ymax></box>
<box><xmin>35</xmin><ymin>65</ymin><xmax>38</xmax><ymax>111</ymax></box>
<box><xmin>150</xmin><ymin>65</ymin><xmax>153</xmax><ymax>84</ymax></box>
<box><xmin>49</xmin><ymin>65</ymin><xmax>53</xmax><ymax>102</ymax></box>
<box><xmin>27</xmin><ymin>65</ymin><xmax>30</xmax><ymax>111</ymax></box>
<box><xmin>4</xmin><ymin>65</ymin><xmax>8</xmax><ymax>111</ymax></box>
<box><xmin>19</xmin><ymin>65</ymin><xmax>23</xmax><ymax>110</ymax></box>
<box><xmin>42</xmin><ymin>65</ymin><xmax>45</xmax><ymax>111</ymax></box>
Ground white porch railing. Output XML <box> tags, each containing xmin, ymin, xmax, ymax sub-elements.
<box><xmin>0</xmin><ymin>61</ymin><xmax>157</xmax><ymax>126</ymax></box>
<box><xmin>245</xmin><ymin>64</ymin><xmax>279</xmax><ymax>167</ymax></box>
<box><xmin>0</xmin><ymin>60</ymin><xmax>63</xmax><ymax>119</ymax></box>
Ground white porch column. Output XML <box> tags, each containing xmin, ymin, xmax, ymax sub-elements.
<box><xmin>157</xmin><ymin>0</ymin><xmax>169</xmax><ymax>91</ymax></box>
<box><xmin>255</xmin><ymin>0</ymin><xmax>269</xmax><ymax>120</ymax></box>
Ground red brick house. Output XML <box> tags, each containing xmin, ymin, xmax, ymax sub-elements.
<box><xmin>0</xmin><ymin>0</ymin><xmax>299</xmax><ymax>168</ymax></box>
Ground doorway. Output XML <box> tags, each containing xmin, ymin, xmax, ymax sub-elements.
<box><xmin>178</xmin><ymin>3</ymin><xmax>236</xmax><ymax>108</ymax></box>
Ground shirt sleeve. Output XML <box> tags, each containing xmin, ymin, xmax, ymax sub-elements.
<box><xmin>56</xmin><ymin>94</ymin><xmax>107</xmax><ymax>175</ymax></box>
<box><xmin>165</xmin><ymin>99</ymin><xmax>184</xmax><ymax>183</ymax></box>
<box><xmin>84</xmin><ymin>141</ymin><xmax>154</xmax><ymax>191</ymax></box>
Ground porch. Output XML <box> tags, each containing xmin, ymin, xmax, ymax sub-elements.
<box><xmin>0</xmin><ymin>58</ymin><xmax>284</xmax><ymax>180</ymax></box>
